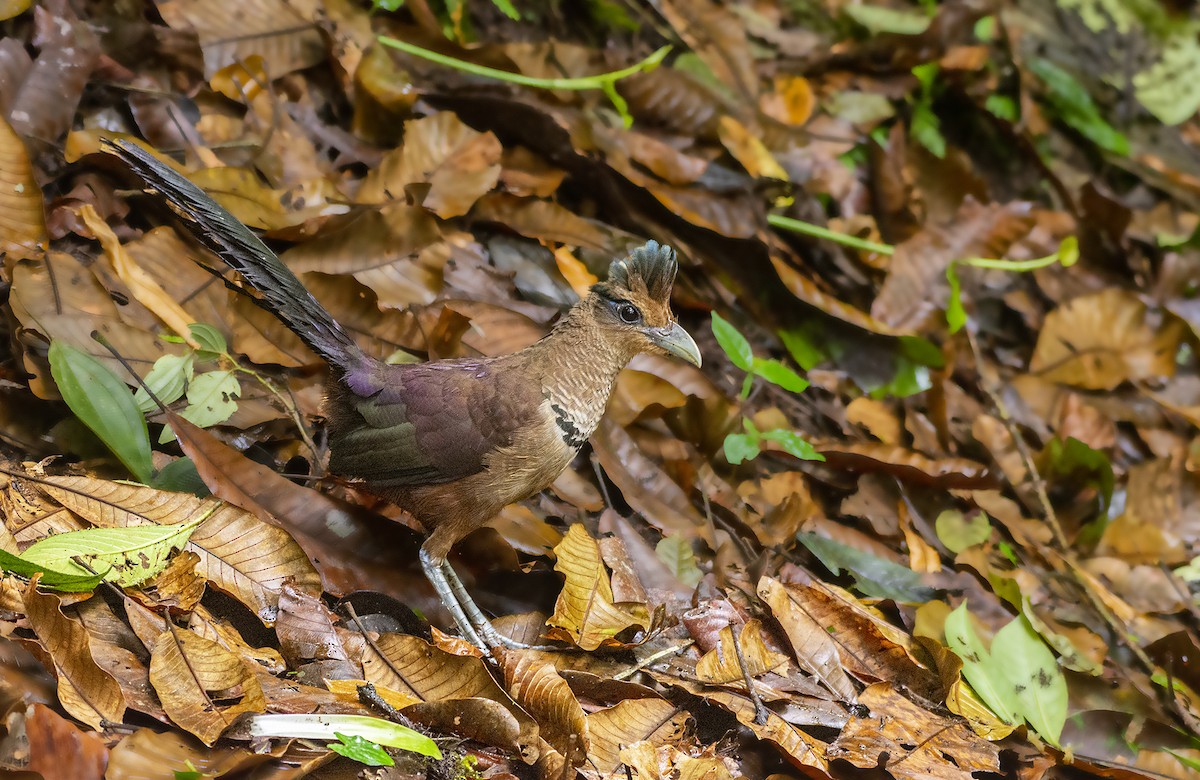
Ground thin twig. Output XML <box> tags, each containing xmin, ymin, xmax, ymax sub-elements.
<box><xmin>729</xmin><ymin>624</ymin><xmax>770</xmax><ymax>725</ymax></box>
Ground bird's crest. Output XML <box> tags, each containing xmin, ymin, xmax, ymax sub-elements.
<box><xmin>597</xmin><ymin>240</ymin><xmax>678</xmax><ymax>302</ymax></box>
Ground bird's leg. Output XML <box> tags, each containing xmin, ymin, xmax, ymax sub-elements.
<box><xmin>438</xmin><ymin>558</ymin><xmax>566</xmax><ymax>652</ymax></box>
<box><xmin>419</xmin><ymin>548</ymin><xmax>487</xmax><ymax>650</ymax></box>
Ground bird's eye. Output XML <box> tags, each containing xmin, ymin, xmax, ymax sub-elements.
<box><xmin>618</xmin><ymin>304</ymin><xmax>641</xmax><ymax>324</ymax></box>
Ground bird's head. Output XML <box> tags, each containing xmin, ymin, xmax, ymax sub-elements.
<box><xmin>589</xmin><ymin>241</ymin><xmax>702</xmax><ymax>367</ymax></box>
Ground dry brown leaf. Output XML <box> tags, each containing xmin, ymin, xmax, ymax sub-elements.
<box><xmin>275</xmin><ymin>583</ymin><xmax>355</xmax><ymax>673</ymax></box>
<box><xmin>79</xmin><ymin>203</ymin><xmax>198</xmax><ymax>345</ymax></box>
<box><xmin>872</xmin><ymin>200</ymin><xmax>1036</xmax><ymax>333</ymax></box>
<box><xmin>361</xmin><ymin>632</ymin><xmax>539</xmax><ymax>762</ymax></box>
<box><xmin>106</xmin><ymin>729</ymin><xmax>263</xmax><ymax>780</ymax></box>
<box><xmin>20</xmin><ymin>703</ymin><xmax>108</xmax><ymax>780</ymax></box>
<box><xmin>695</xmin><ymin>620</ymin><xmax>789</xmax><ymax>684</ymax></box>
<box><xmin>186</xmin><ymin>167</ymin><xmax>340</xmax><ymax>232</ymax></box>
<box><xmin>37</xmin><ymin>476</ymin><xmax>320</xmax><ymax>621</ymax></box>
<box><xmin>282</xmin><ymin>203</ymin><xmax>443</xmax><ymax>307</ymax></box>
<box><xmin>668</xmin><ymin>679</ymin><xmax>829</xmax><ymax>773</ymax></box>
<box><xmin>831</xmin><ymin>682</ymin><xmax>1000</xmax><ymax>778</ymax></box>
<box><xmin>154</xmin><ymin>0</ymin><xmax>324</xmax><ymax>77</ymax></box>
<box><xmin>22</xmin><ymin>586</ymin><xmax>126</xmax><ymax>730</ymax></box>
<box><xmin>471</xmin><ymin>193</ymin><xmax>614</xmax><ymax>250</ymax></box>
<box><xmin>592</xmin><ymin>419</ymin><xmax>710</xmax><ymax>544</ymax></box>
<box><xmin>186</xmin><ymin>605</ymin><xmax>286</xmax><ymax>674</ymax></box>
<box><xmin>0</xmin><ymin>116</ymin><xmax>45</xmax><ymax>260</ymax></box>
<box><xmin>547</xmin><ymin>524</ymin><xmax>650</xmax><ymax>651</ymax></box>
<box><xmin>659</xmin><ymin>0</ymin><xmax>755</xmax><ymax>96</ymax></box>
<box><xmin>845</xmin><ymin>397</ymin><xmax>903</xmax><ymax>445</ymax></box>
<box><xmin>148</xmin><ymin>626</ymin><xmax>266</xmax><ymax>745</ymax></box>
<box><xmin>123</xmin><ymin>228</ymin><xmax>231</xmax><ymax>331</ymax></box>
<box><xmin>814</xmin><ymin>441</ymin><xmax>996</xmax><ymax>489</ymax></box>
<box><xmin>358</xmin><ymin>112</ymin><xmax>501</xmax><ymax>218</ymax></box>
<box><xmin>1030</xmin><ymin>288</ymin><xmax>1185</xmax><ymax>390</ymax></box>
<box><xmin>500</xmin><ymin>651</ymin><xmax>588</xmax><ymax>766</ymax></box>
<box><xmin>585</xmin><ymin>698</ymin><xmax>689</xmax><ymax>776</ymax></box>
<box><xmin>149</xmin><ymin>550</ymin><xmax>206</xmax><ymax>611</ymax></box>
<box><xmin>757</xmin><ymin>576</ymin><xmax>857</xmax><ymax>703</ymax></box>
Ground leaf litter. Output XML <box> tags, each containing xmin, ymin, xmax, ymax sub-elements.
<box><xmin>0</xmin><ymin>0</ymin><xmax>1199</xmax><ymax>778</ymax></box>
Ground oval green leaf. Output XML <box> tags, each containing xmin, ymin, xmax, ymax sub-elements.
<box><xmin>711</xmin><ymin>312</ymin><xmax>753</xmax><ymax>372</ymax></box>
<box><xmin>21</xmin><ymin>518</ymin><xmax>204</xmax><ymax>587</ymax></box>
<box><xmin>48</xmin><ymin>341</ymin><xmax>153</xmax><ymax>483</ymax></box>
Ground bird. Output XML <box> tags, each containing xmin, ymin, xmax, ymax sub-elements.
<box><xmin>106</xmin><ymin>139</ymin><xmax>702</xmax><ymax>651</ymax></box>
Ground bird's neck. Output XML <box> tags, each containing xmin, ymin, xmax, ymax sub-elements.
<box><xmin>524</xmin><ymin>302</ymin><xmax>635</xmax><ymax>441</ymax></box>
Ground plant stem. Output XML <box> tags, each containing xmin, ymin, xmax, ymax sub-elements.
<box><xmin>377</xmin><ymin>36</ymin><xmax>670</xmax><ymax>90</ymax></box>
<box><xmin>767</xmin><ymin>214</ymin><xmax>895</xmax><ymax>255</ymax></box>
<box><xmin>959</xmin><ymin>254</ymin><xmax>1059</xmax><ymax>272</ymax></box>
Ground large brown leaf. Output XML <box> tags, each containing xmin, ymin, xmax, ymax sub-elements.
<box><xmin>357</xmin><ymin>112</ymin><xmax>501</xmax><ymax>218</ymax></box>
<box><xmin>148</xmin><ymin>626</ymin><xmax>266</xmax><ymax>745</ymax></box>
<box><xmin>153</xmin><ymin>0</ymin><xmax>324</xmax><ymax>77</ymax></box>
<box><xmin>695</xmin><ymin>620</ymin><xmax>789</xmax><ymax>684</ymax></box>
<box><xmin>757</xmin><ymin>577</ymin><xmax>857</xmax><ymax>703</ymax></box>
<box><xmin>547</xmin><ymin>524</ymin><xmax>650</xmax><ymax>651</ymax></box>
<box><xmin>22</xmin><ymin>587</ymin><xmax>125</xmax><ymax>730</ymax></box>
<box><xmin>500</xmin><ymin>651</ymin><xmax>588</xmax><ymax>766</ymax></box>
<box><xmin>1030</xmin><ymin>288</ymin><xmax>1186</xmax><ymax>390</ymax></box>
<box><xmin>585</xmin><ymin>698</ymin><xmax>688</xmax><ymax>776</ymax></box>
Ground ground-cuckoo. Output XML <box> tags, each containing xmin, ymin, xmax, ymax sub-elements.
<box><xmin>108</xmin><ymin>140</ymin><xmax>702</xmax><ymax>651</ymax></box>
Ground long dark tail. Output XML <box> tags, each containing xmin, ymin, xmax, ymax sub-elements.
<box><xmin>106</xmin><ymin>139</ymin><xmax>365</xmax><ymax>373</ymax></box>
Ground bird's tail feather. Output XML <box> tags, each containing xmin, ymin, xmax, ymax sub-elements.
<box><xmin>106</xmin><ymin>139</ymin><xmax>365</xmax><ymax>373</ymax></box>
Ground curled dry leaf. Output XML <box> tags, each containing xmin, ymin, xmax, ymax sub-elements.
<box><xmin>357</xmin><ymin>112</ymin><xmax>502</xmax><ymax>218</ymax></box>
<box><xmin>22</xmin><ymin>585</ymin><xmax>126</xmax><ymax>730</ymax></box>
<box><xmin>148</xmin><ymin>626</ymin><xmax>266</xmax><ymax>745</ymax></box>
<box><xmin>548</xmin><ymin>524</ymin><xmax>651</xmax><ymax>651</ymax></box>
<box><xmin>830</xmin><ymin>682</ymin><xmax>1000</xmax><ymax>779</ymax></box>
<box><xmin>757</xmin><ymin>577</ymin><xmax>857</xmax><ymax>703</ymax></box>
<box><xmin>21</xmin><ymin>703</ymin><xmax>110</xmax><ymax>780</ymax></box>
<box><xmin>585</xmin><ymin>698</ymin><xmax>689</xmax><ymax>776</ymax></box>
<box><xmin>814</xmin><ymin>441</ymin><xmax>997</xmax><ymax>489</ymax></box>
<box><xmin>37</xmin><ymin>476</ymin><xmax>320</xmax><ymax>621</ymax></box>
<box><xmin>0</xmin><ymin>116</ymin><xmax>45</xmax><ymax>260</ymax></box>
<box><xmin>360</xmin><ymin>632</ymin><xmax>539</xmax><ymax>762</ymax></box>
<box><xmin>1030</xmin><ymin>288</ymin><xmax>1186</xmax><ymax>390</ymax></box>
<box><xmin>5</xmin><ymin>4</ymin><xmax>100</xmax><ymax>143</ymax></box>
<box><xmin>695</xmin><ymin>619</ymin><xmax>789</xmax><ymax>684</ymax></box>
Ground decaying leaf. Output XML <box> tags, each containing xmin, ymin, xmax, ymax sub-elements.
<box><xmin>695</xmin><ymin>620</ymin><xmax>788</xmax><ymax>684</ymax></box>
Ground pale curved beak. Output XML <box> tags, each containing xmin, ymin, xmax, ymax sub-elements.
<box><xmin>647</xmin><ymin>323</ymin><xmax>702</xmax><ymax>367</ymax></box>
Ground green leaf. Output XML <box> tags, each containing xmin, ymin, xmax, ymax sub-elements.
<box><xmin>910</xmin><ymin>101</ymin><xmax>946</xmax><ymax>159</ymax></box>
<box><xmin>946</xmin><ymin>262</ymin><xmax>967</xmax><ymax>333</ymax></box>
<box><xmin>723</xmin><ymin>432</ymin><xmax>760</xmax><ymax>465</ymax></box>
<box><xmin>188</xmin><ymin>323</ymin><xmax>227</xmax><ymax>359</ymax></box>
<box><xmin>655</xmin><ymin>535</ymin><xmax>703</xmax><ymax>587</ymax></box>
<box><xmin>21</xmin><ymin>518</ymin><xmax>204</xmax><ymax>587</ymax></box>
<box><xmin>796</xmin><ymin>532</ymin><xmax>933</xmax><ymax>602</ymax></box>
<box><xmin>751</xmin><ymin>358</ymin><xmax>809</xmax><ymax>393</ymax></box>
<box><xmin>843</xmin><ymin>3</ymin><xmax>931</xmax><ymax>35</ymax></box>
<box><xmin>250</xmin><ymin>714</ymin><xmax>442</xmax><ymax>759</ymax></box>
<box><xmin>944</xmin><ymin>602</ymin><xmax>1021</xmax><ymax>725</ymax></box>
<box><xmin>779</xmin><ymin>323</ymin><xmax>828</xmax><ymax>371</ymax></box>
<box><xmin>1029</xmin><ymin>58</ymin><xmax>1129</xmax><ymax>156</ymax></box>
<box><xmin>180</xmin><ymin>370</ymin><xmax>240</xmax><ymax>428</ymax></box>
<box><xmin>134</xmin><ymin>353</ymin><xmax>195</xmax><ymax>414</ymax></box>
<box><xmin>173</xmin><ymin>761</ymin><xmax>204</xmax><ymax>780</ymax></box>
<box><xmin>991</xmin><ymin>613</ymin><xmax>1067</xmax><ymax>747</ymax></box>
<box><xmin>935</xmin><ymin>510</ymin><xmax>992</xmax><ymax>553</ymax></box>
<box><xmin>487</xmin><ymin>0</ymin><xmax>520</xmax><ymax>20</ymax></box>
<box><xmin>0</xmin><ymin>548</ymin><xmax>106</xmax><ymax>592</ymax></box>
<box><xmin>710</xmin><ymin>312</ymin><xmax>754</xmax><ymax>372</ymax></box>
<box><xmin>984</xmin><ymin>94</ymin><xmax>1018</xmax><ymax>122</ymax></box>
<box><xmin>48</xmin><ymin>341</ymin><xmax>153</xmax><ymax>484</ymax></box>
<box><xmin>760</xmin><ymin>429</ymin><xmax>825</xmax><ymax>462</ymax></box>
<box><xmin>1041</xmin><ymin>437</ymin><xmax>1114</xmax><ymax>514</ymax></box>
<box><xmin>328</xmin><ymin>733</ymin><xmax>395</xmax><ymax>767</ymax></box>
<box><xmin>150</xmin><ymin>458</ymin><xmax>211</xmax><ymax>497</ymax></box>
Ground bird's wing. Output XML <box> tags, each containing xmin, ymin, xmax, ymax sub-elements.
<box><xmin>327</xmin><ymin>358</ymin><xmax>543</xmax><ymax>487</ymax></box>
